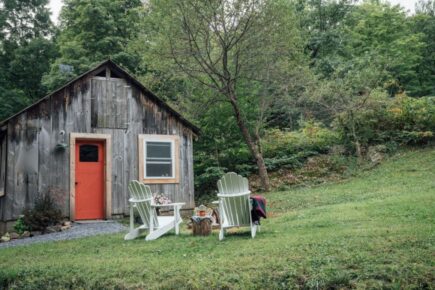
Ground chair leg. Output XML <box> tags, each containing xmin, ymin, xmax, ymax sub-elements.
<box><xmin>251</xmin><ymin>224</ymin><xmax>257</xmax><ymax>238</ymax></box>
<box><xmin>219</xmin><ymin>227</ymin><xmax>225</xmax><ymax>241</ymax></box>
<box><xmin>174</xmin><ymin>205</ymin><xmax>180</xmax><ymax>235</ymax></box>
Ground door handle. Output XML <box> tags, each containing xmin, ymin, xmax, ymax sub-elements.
<box><xmin>75</xmin><ymin>182</ymin><xmax>78</xmax><ymax>185</ymax></box>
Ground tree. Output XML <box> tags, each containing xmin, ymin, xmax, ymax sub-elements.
<box><xmin>43</xmin><ymin>0</ymin><xmax>144</xmax><ymax>90</ymax></box>
<box><xmin>411</xmin><ymin>0</ymin><xmax>435</xmax><ymax>96</ymax></box>
<box><xmin>144</xmin><ymin>0</ymin><xmax>307</xmax><ymax>191</ymax></box>
<box><xmin>0</xmin><ymin>0</ymin><xmax>56</xmax><ymax>120</ymax></box>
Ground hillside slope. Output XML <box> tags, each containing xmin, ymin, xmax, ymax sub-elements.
<box><xmin>0</xmin><ymin>148</ymin><xmax>434</xmax><ymax>289</ymax></box>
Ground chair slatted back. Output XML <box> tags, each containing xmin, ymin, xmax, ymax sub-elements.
<box><xmin>217</xmin><ymin>172</ymin><xmax>251</xmax><ymax>227</ymax></box>
<box><xmin>128</xmin><ymin>181</ymin><xmax>159</xmax><ymax>228</ymax></box>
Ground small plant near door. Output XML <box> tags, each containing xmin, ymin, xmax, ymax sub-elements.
<box><xmin>23</xmin><ymin>190</ymin><xmax>63</xmax><ymax>234</ymax></box>
<box><xmin>13</xmin><ymin>216</ymin><xmax>30</xmax><ymax>234</ymax></box>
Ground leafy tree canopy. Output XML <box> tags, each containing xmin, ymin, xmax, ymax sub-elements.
<box><xmin>43</xmin><ymin>0</ymin><xmax>144</xmax><ymax>90</ymax></box>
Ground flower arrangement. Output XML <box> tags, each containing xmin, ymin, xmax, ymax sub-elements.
<box><xmin>153</xmin><ymin>193</ymin><xmax>172</xmax><ymax>205</ymax></box>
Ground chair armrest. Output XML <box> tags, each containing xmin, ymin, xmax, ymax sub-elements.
<box><xmin>217</xmin><ymin>191</ymin><xmax>251</xmax><ymax>198</ymax></box>
<box><xmin>152</xmin><ymin>202</ymin><xmax>185</xmax><ymax>208</ymax></box>
<box><xmin>129</xmin><ymin>197</ymin><xmax>152</xmax><ymax>203</ymax></box>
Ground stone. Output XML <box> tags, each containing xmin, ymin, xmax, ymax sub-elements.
<box><xmin>21</xmin><ymin>231</ymin><xmax>31</xmax><ymax>238</ymax></box>
<box><xmin>45</xmin><ymin>225</ymin><xmax>62</xmax><ymax>233</ymax></box>
<box><xmin>31</xmin><ymin>231</ymin><xmax>41</xmax><ymax>237</ymax></box>
<box><xmin>1</xmin><ymin>233</ymin><xmax>10</xmax><ymax>242</ymax></box>
<box><xmin>367</xmin><ymin>145</ymin><xmax>386</xmax><ymax>164</ymax></box>
<box><xmin>63</xmin><ymin>221</ymin><xmax>72</xmax><ymax>227</ymax></box>
<box><xmin>61</xmin><ymin>225</ymin><xmax>71</xmax><ymax>231</ymax></box>
<box><xmin>10</xmin><ymin>232</ymin><xmax>20</xmax><ymax>239</ymax></box>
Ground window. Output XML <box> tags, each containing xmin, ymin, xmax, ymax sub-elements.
<box><xmin>0</xmin><ymin>131</ymin><xmax>6</xmax><ymax>197</ymax></box>
<box><xmin>138</xmin><ymin>135</ymin><xmax>180</xmax><ymax>183</ymax></box>
<box><xmin>79</xmin><ymin>144</ymin><xmax>99</xmax><ymax>162</ymax></box>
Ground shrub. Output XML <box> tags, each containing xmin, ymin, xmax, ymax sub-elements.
<box><xmin>194</xmin><ymin>166</ymin><xmax>227</xmax><ymax>201</ymax></box>
<box><xmin>23</xmin><ymin>192</ymin><xmax>63</xmax><ymax>233</ymax></box>
<box><xmin>335</xmin><ymin>94</ymin><xmax>435</xmax><ymax>152</ymax></box>
<box><xmin>13</xmin><ymin>216</ymin><xmax>29</xmax><ymax>234</ymax></box>
<box><xmin>262</xmin><ymin>121</ymin><xmax>341</xmax><ymax>158</ymax></box>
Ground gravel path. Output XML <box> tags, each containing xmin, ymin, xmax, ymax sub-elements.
<box><xmin>0</xmin><ymin>221</ymin><xmax>127</xmax><ymax>249</ymax></box>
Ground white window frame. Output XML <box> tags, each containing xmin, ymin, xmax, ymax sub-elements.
<box><xmin>138</xmin><ymin>134</ymin><xmax>180</xmax><ymax>184</ymax></box>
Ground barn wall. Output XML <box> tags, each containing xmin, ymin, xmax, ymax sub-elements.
<box><xmin>0</xmin><ymin>71</ymin><xmax>195</xmax><ymax>222</ymax></box>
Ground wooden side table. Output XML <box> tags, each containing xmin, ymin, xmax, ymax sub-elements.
<box><xmin>191</xmin><ymin>216</ymin><xmax>212</xmax><ymax>236</ymax></box>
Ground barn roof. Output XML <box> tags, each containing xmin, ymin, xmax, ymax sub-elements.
<box><xmin>0</xmin><ymin>60</ymin><xmax>200</xmax><ymax>135</ymax></box>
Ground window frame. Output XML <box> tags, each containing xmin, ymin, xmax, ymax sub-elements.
<box><xmin>138</xmin><ymin>134</ymin><xmax>180</xmax><ymax>184</ymax></box>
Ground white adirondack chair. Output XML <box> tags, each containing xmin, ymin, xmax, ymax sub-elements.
<box><xmin>217</xmin><ymin>172</ymin><xmax>258</xmax><ymax>240</ymax></box>
<box><xmin>124</xmin><ymin>180</ymin><xmax>185</xmax><ymax>241</ymax></box>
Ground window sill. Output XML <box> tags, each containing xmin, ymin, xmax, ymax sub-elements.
<box><xmin>142</xmin><ymin>178</ymin><xmax>179</xmax><ymax>184</ymax></box>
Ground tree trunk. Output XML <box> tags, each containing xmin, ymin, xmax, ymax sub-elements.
<box><xmin>349</xmin><ymin>111</ymin><xmax>363</xmax><ymax>161</ymax></box>
<box><xmin>227</xmin><ymin>90</ymin><xmax>270</xmax><ymax>191</ymax></box>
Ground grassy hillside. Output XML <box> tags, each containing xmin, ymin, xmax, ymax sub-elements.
<box><xmin>0</xmin><ymin>148</ymin><xmax>433</xmax><ymax>289</ymax></box>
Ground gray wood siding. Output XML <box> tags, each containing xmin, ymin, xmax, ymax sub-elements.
<box><xmin>0</xmin><ymin>71</ymin><xmax>195</xmax><ymax>222</ymax></box>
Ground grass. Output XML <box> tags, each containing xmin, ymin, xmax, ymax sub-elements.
<box><xmin>0</xmin><ymin>148</ymin><xmax>434</xmax><ymax>289</ymax></box>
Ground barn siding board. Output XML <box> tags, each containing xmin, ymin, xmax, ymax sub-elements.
<box><xmin>0</xmin><ymin>61</ymin><xmax>197</xmax><ymax>224</ymax></box>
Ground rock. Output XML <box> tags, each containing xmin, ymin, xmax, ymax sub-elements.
<box><xmin>31</xmin><ymin>231</ymin><xmax>41</xmax><ymax>237</ymax></box>
<box><xmin>1</xmin><ymin>233</ymin><xmax>10</xmax><ymax>242</ymax></box>
<box><xmin>45</xmin><ymin>225</ymin><xmax>62</xmax><ymax>233</ymax></box>
<box><xmin>63</xmin><ymin>221</ymin><xmax>72</xmax><ymax>227</ymax></box>
<box><xmin>21</xmin><ymin>231</ymin><xmax>31</xmax><ymax>238</ymax></box>
<box><xmin>367</xmin><ymin>145</ymin><xmax>386</xmax><ymax>164</ymax></box>
<box><xmin>10</xmin><ymin>232</ymin><xmax>20</xmax><ymax>239</ymax></box>
<box><xmin>61</xmin><ymin>225</ymin><xmax>71</xmax><ymax>231</ymax></box>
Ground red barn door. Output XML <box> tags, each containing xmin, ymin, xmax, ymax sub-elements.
<box><xmin>75</xmin><ymin>141</ymin><xmax>105</xmax><ymax>220</ymax></box>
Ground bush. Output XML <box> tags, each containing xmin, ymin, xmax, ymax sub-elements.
<box><xmin>13</xmin><ymin>216</ymin><xmax>29</xmax><ymax>235</ymax></box>
<box><xmin>335</xmin><ymin>95</ymin><xmax>435</xmax><ymax>153</ymax></box>
<box><xmin>262</xmin><ymin>121</ymin><xmax>341</xmax><ymax>158</ymax></box>
<box><xmin>260</xmin><ymin>121</ymin><xmax>341</xmax><ymax>171</ymax></box>
<box><xmin>194</xmin><ymin>166</ymin><xmax>227</xmax><ymax>201</ymax></box>
<box><xmin>23</xmin><ymin>193</ymin><xmax>63</xmax><ymax>233</ymax></box>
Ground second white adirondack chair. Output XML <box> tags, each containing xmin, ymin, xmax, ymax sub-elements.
<box><xmin>217</xmin><ymin>172</ymin><xmax>258</xmax><ymax>240</ymax></box>
<box><xmin>124</xmin><ymin>180</ymin><xmax>185</xmax><ymax>241</ymax></box>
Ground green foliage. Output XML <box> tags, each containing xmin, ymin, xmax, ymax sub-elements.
<box><xmin>0</xmin><ymin>149</ymin><xmax>433</xmax><ymax>289</ymax></box>
<box><xmin>335</xmin><ymin>95</ymin><xmax>435</xmax><ymax>150</ymax></box>
<box><xmin>22</xmin><ymin>193</ymin><xmax>63</xmax><ymax>233</ymax></box>
<box><xmin>13</xmin><ymin>216</ymin><xmax>29</xmax><ymax>235</ymax></box>
<box><xmin>43</xmin><ymin>0</ymin><xmax>144</xmax><ymax>90</ymax></box>
<box><xmin>0</xmin><ymin>0</ymin><xmax>56</xmax><ymax>120</ymax></box>
<box><xmin>263</xmin><ymin>121</ymin><xmax>340</xmax><ymax>158</ymax></box>
<box><xmin>409</xmin><ymin>2</ymin><xmax>435</xmax><ymax>97</ymax></box>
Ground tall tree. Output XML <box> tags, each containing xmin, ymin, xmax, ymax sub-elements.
<box><xmin>43</xmin><ymin>0</ymin><xmax>144</xmax><ymax>90</ymax></box>
<box><xmin>144</xmin><ymin>0</ymin><xmax>307</xmax><ymax>191</ymax></box>
<box><xmin>0</xmin><ymin>0</ymin><xmax>56</xmax><ymax>120</ymax></box>
<box><xmin>411</xmin><ymin>0</ymin><xmax>435</xmax><ymax>96</ymax></box>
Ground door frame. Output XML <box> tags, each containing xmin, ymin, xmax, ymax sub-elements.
<box><xmin>70</xmin><ymin>133</ymin><xmax>112</xmax><ymax>221</ymax></box>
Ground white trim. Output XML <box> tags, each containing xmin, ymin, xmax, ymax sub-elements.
<box><xmin>144</xmin><ymin>138</ymin><xmax>175</xmax><ymax>179</ymax></box>
<box><xmin>138</xmin><ymin>134</ymin><xmax>180</xmax><ymax>184</ymax></box>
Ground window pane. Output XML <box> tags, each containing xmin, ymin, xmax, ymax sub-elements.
<box><xmin>79</xmin><ymin>144</ymin><xmax>99</xmax><ymax>162</ymax></box>
<box><xmin>146</xmin><ymin>142</ymin><xmax>171</xmax><ymax>159</ymax></box>
<box><xmin>146</xmin><ymin>163</ymin><xmax>172</xmax><ymax>177</ymax></box>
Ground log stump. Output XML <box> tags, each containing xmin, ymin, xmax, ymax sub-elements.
<box><xmin>191</xmin><ymin>217</ymin><xmax>212</xmax><ymax>236</ymax></box>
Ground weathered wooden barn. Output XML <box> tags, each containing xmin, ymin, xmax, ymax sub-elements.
<box><xmin>0</xmin><ymin>60</ymin><xmax>199</xmax><ymax>232</ymax></box>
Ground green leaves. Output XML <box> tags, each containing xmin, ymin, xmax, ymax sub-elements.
<box><xmin>43</xmin><ymin>0</ymin><xmax>144</xmax><ymax>90</ymax></box>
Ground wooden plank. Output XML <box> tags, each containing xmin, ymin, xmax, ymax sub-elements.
<box><xmin>0</xmin><ymin>132</ymin><xmax>6</xmax><ymax>196</ymax></box>
<box><xmin>91</xmin><ymin>78</ymin><xmax>127</xmax><ymax>129</ymax></box>
<box><xmin>37</xmin><ymin>99</ymin><xmax>52</xmax><ymax>203</ymax></box>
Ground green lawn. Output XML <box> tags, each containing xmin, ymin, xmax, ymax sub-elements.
<box><xmin>1</xmin><ymin>148</ymin><xmax>434</xmax><ymax>289</ymax></box>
